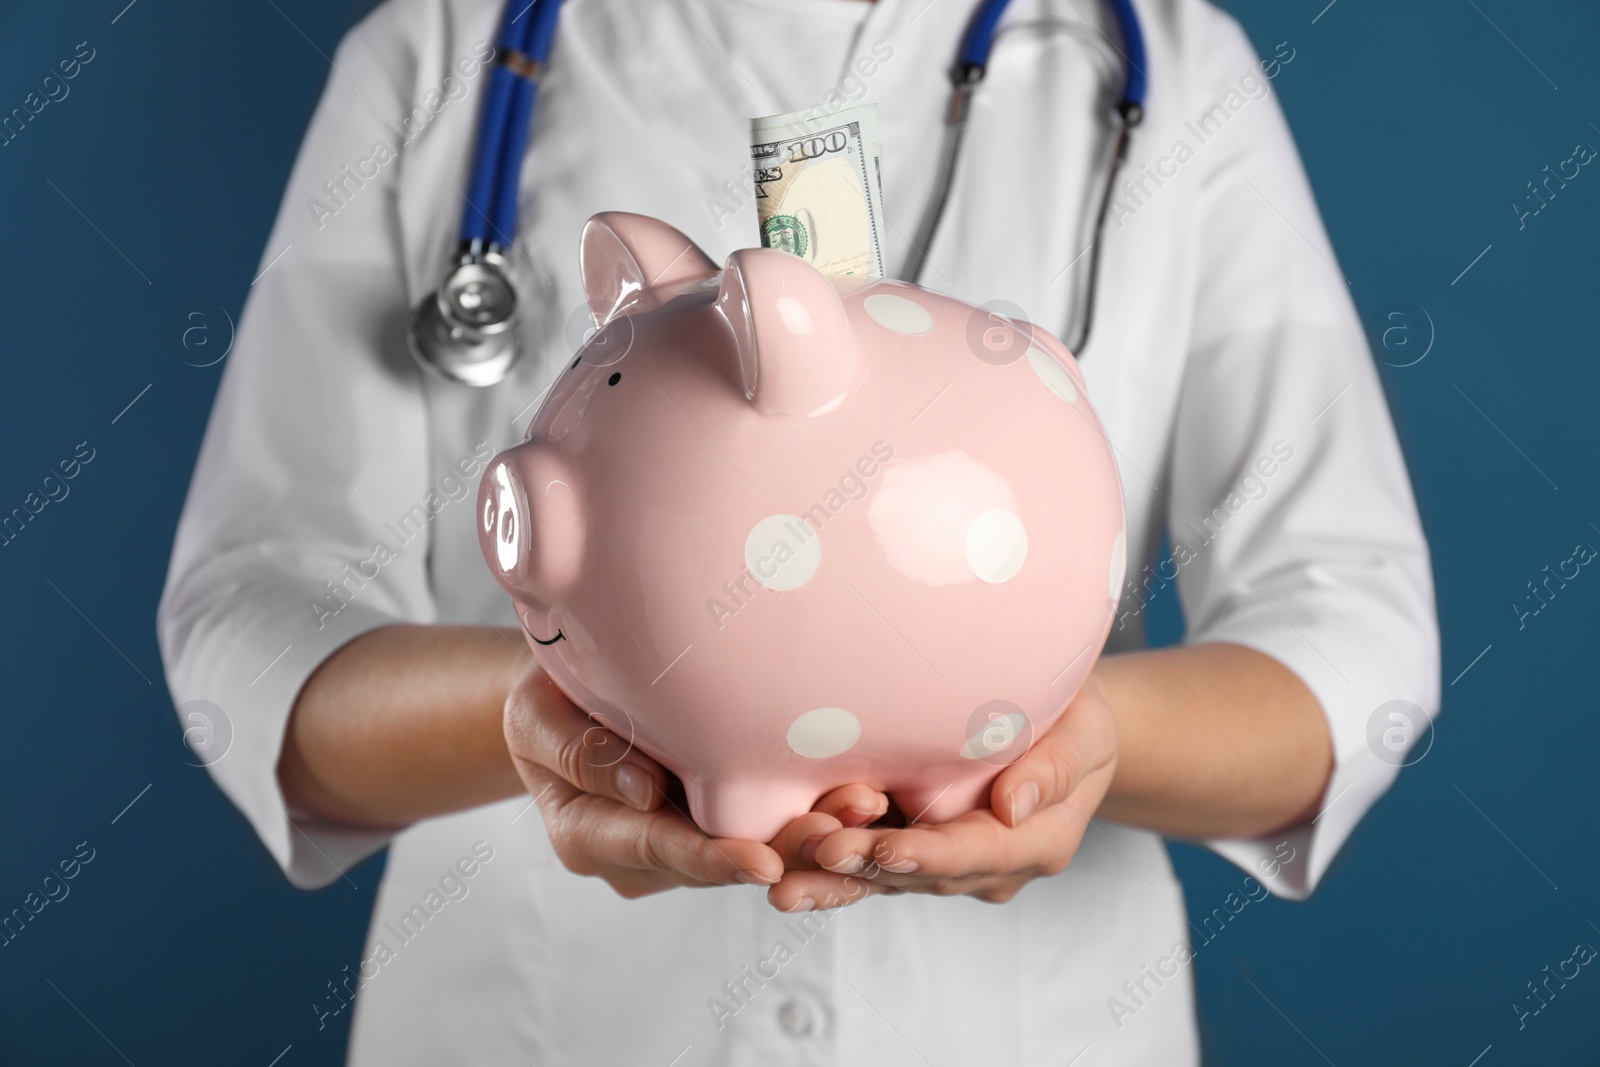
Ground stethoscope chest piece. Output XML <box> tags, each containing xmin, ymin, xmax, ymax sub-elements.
<box><xmin>407</xmin><ymin>250</ymin><xmax>523</xmax><ymax>387</ymax></box>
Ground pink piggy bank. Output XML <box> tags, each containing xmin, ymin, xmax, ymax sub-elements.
<box><xmin>479</xmin><ymin>212</ymin><xmax>1126</xmax><ymax>841</ymax></box>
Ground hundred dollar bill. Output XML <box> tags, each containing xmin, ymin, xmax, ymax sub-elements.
<box><xmin>750</xmin><ymin>104</ymin><xmax>886</xmax><ymax>279</ymax></box>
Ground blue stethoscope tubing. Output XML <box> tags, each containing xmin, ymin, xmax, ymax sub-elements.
<box><xmin>907</xmin><ymin>0</ymin><xmax>1148</xmax><ymax>353</ymax></box>
<box><xmin>463</xmin><ymin>0</ymin><xmax>565</xmax><ymax>249</ymax></box>
<box><xmin>957</xmin><ymin>0</ymin><xmax>1145</xmax><ymax>107</ymax></box>
<box><xmin>416</xmin><ymin>0</ymin><xmax>1149</xmax><ymax>385</ymax></box>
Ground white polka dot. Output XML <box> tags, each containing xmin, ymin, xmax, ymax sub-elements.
<box><xmin>1109</xmin><ymin>529</ymin><xmax>1127</xmax><ymax>600</ymax></box>
<box><xmin>745</xmin><ymin>514</ymin><xmax>821</xmax><ymax>591</ymax></box>
<box><xmin>1028</xmin><ymin>347</ymin><xmax>1078</xmax><ymax>403</ymax></box>
<box><xmin>787</xmin><ymin>707</ymin><xmax>861</xmax><ymax>758</ymax></box>
<box><xmin>864</xmin><ymin>293</ymin><xmax>933</xmax><ymax>336</ymax></box>
<box><xmin>960</xmin><ymin>711</ymin><xmax>1028</xmax><ymax>760</ymax></box>
<box><xmin>965</xmin><ymin>508</ymin><xmax>1027</xmax><ymax>583</ymax></box>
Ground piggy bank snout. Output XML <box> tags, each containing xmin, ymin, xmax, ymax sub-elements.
<box><xmin>478</xmin><ymin>449</ymin><xmax>584</xmax><ymax>608</ymax></box>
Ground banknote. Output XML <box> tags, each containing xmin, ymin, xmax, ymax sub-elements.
<box><xmin>749</xmin><ymin>104</ymin><xmax>886</xmax><ymax>279</ymax></box>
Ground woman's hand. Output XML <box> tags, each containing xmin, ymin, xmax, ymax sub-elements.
<box><xmin>765</xmin><ymin>678</ymin><xmax>1119</xmax><ymax>911</ymax></box>
<box><xmin>504</xmin><ymin>664</ymin><xmax>889</xmax><ymax>899</ymax></box>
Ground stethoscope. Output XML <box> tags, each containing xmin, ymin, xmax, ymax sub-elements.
<box><xmin>406</xmin><ymin>0</ymin><xmax>1148</xmax><ymax>387</ymax></box>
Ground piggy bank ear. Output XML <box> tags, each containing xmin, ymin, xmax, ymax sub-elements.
<box><xmin>580</xmin><ymin>212</ymin><xmax>718</xmax><ymax>323</ymax></box>
<box><xmin>478</xmin><ymin>447</ymin><xmax>584</xmax><ymax>608</ymax></box>
<box><xmin>715</xmin><ymin>248</ymin><xmax>864</xmax><ymax>418</ymax></box>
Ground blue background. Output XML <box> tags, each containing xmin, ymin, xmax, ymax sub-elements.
<box><xmin>1</xmin><ymin>0</ymin><xmax>1596</xmax><ymax>1063</ymax></box>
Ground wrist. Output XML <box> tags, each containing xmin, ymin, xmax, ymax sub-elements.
<box><xmin>497</xmin><ymin>627</ymin><xmax>536</xmax><ymax>696</ymax></box>
<box><xmin>1086</xmin><ymin>658</ymin><xmax>1141</xmax><ymax>813</ymax></box>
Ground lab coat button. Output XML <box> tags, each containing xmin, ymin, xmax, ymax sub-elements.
<box><xmin>777</xmin><ymin>997</ymin><xmax>815</xmax><ymax>1038</ymax></box>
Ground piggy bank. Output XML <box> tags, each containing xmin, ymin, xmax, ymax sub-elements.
<box><xmin>479</xmin><ymin>212</ymin><xmax>1126</xmax><ymax>841</ymax></box>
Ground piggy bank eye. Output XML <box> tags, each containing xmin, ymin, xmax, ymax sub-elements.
<box><xmin>608</xmin><ymin>372</ymin><xmax>621</xmax><ymax>386</ymax></box>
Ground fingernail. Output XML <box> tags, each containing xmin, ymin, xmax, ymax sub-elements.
<box><xmin>799</xmin><ymin>835</ymin><xmax>825</xmax><ymax>865</ymax></box>
<box><xmin>786</xmin><ymin>896</ymin><xmax>817</xmax><ymax>913</ymax></box>
<box><xmin>616</xmin><ymin>763</ymin><xmax>653</xmax><ymax>810</ymax></box>
<box><xmin>1010</xmin><ymin>780</ymin><xmax>1041</xmax><ymax>826</ymax></box>
<box><xmin>844</xmin><ymin>805</ymin><xmax>882</xmax><ymax>826</ymax></box>
<box><xmin>824</xmin><ymin>853</ymin><xmax>865</xmax><ymax>874</ymax></box>
<box><xmin>879</xmin><ymin>857</ymin><xmax>918</xmax><ymax>874</ymax></box>
<box><xmin>738</xmin><ymin>868</ymin><xmax>780</xmax><ymax>886</ymax></box>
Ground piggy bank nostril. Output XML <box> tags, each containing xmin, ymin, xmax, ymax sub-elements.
<box><xmin>492</xmin><ymin>465</ymin><xmax>522</xmax><ymax>574</ymax></box>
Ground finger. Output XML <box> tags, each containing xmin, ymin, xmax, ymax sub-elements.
<box><xmin>766</xmin><ymin>868</ymin><xmax>891</xmax><ymax>914</ymax></box>
<box><xmin>810</xmin><ymin>784</ymin><xmax>891</xmax><ymax>828</ymax></box>
<box><xmin>592</xmin><ymin>866</ymin><xmax>708</xmax><ymax>900</ymax></box>
<box><xmin>559</xmin><ymin>791</ymin><xmax>785</xmax><ymax>886</ymax></box>
<box><xmin>991</xmin><ymin>688</ymin><xmax>1117</xmax><ymax>828</ymax></box>
<box><xmin>599</xmin><ymin>853</ymin><xmax>806</xmax><ymax>897</ymax></box>
<box><xmin>504</xmin><ymin>669</ymin><xmax>669</xmax><ymax>812</ymax></box>
<box><xmin>952</xmin><ymin>874</ymin><xmax>1033</xmax><ymax>905</ymax></box>
<box><xmin>869</xmin><ymin>777</ymin><xmax>1115</xmax><ymax>887</ymax></box>
<box><xmin>863</xmin><ymin>810</ymin><xmax>1054</xmax><ymax>882</ymax></box>
<box><xmin>811</xmin><ymin>826</ymin><xmax>894</xmax><ymax>876</ymax></box>
<box><xmin>884</xmin><ymin>758</ymin><xmax>1119</xmax><ymax>884</ymax></box>
<box><xmin>530</xmin><ymin>768</ymin><xmax>783</xmax><ymax>891</ymax></box>
<box><xmin>769</xmin><ymin>810</ymin><xmax>845</xmax><ymax>869</ymax></box>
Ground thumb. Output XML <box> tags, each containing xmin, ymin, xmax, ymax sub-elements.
<box><xmin>992</xmin><ymin>682</ymin><xmax>1115</xmax><ymax>828</ymax></box>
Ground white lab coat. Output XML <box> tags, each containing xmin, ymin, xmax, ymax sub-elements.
<box><xmin>157</xmin><ymin>0</ymin><xmax>1440</xmax><ymax>1062</ymax></box>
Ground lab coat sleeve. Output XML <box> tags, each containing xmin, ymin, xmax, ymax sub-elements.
<box><xmin>157</xmin><ymin>20</ymin><xmax>437</xmax><ymax>889</ymax></box>
<box><xmin>1164</xmin><ymin>13</ymin><xmax>1440</xmax><ymax>899</ymax></box>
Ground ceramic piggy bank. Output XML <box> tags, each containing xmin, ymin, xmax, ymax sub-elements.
<box><xmin>479</xmin><ymin>212</ymin><xmax>1126</xmax><ymax>841</ymax></box>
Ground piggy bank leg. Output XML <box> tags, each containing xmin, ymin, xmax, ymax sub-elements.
<box><xmin>890</xmin><ymin>772</ymin><xmax>997</xmax><ymax>826</ymax></box>
<box><xmin>684</xmin><ymin>776</ymin><xmax>824</xmax><ymax>844</ymax></box>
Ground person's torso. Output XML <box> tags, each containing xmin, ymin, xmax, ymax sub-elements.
<box><xmin>339</xmin><ymin>0</ymin><xmax>1214</xmax><ymax>1060</ymax></box>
